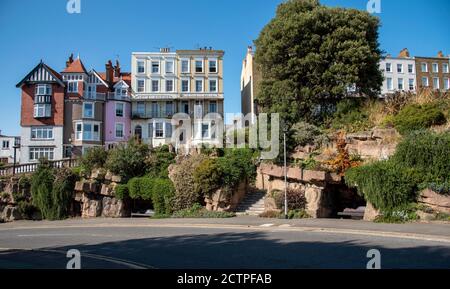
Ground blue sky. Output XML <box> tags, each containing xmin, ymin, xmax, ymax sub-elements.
<box><xmin>0</xmin><ymin>0</ymin><xmax>449</xmax><ymax>136</ymax></box>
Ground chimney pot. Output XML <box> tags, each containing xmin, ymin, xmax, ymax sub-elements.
<box><xmin>437</xmin><ymin>51</ymin><xmax>444</xmax><ymax>58</ymax></box>
<box><xmin>398</xmin><ymin>48</ymin><xmax>410</xmax><ymax>58</ymax></box>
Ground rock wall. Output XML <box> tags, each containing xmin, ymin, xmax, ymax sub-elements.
<box><xmin>256</xmin><ymin>163</ymin><xmax>342</xmax><ymax>218</ymax></box>
<box><xmin>419</xmin><ymin>189</ymin><xmax>450</xmax><ymax>214</ymax></box>
<box><xmin>204</xmin><ymin>181</ymin><xmax>248</xmax><ymax>212</ymax></box>
<box><xmin>73</xmin><ymin>169</ymin><xmax>130</xmax><ymax>218</ymax></box>
<box><xmin>346</xmin><ymin>128</ymin><xmax>400</xmax><ymax>160</ymax></box>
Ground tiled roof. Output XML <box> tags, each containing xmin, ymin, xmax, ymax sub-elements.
<box><xmin>62</xmin><ymin>59</ymin><xmax>88</xmax><ymax>74</ymax></box>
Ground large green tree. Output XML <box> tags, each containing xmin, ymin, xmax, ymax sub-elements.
<box><xmin>255</xmin><ymin>0</ymin><xmax>383</xmax><ymax>126</ymax></box>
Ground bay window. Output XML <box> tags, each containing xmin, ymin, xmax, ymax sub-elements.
<box><xmin>75</xmin><ymin>122</ymin><xmax>100</xmax><ymax>141</ymax></box>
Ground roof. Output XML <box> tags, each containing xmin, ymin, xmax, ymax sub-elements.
<box><xmin>62</xmin><ymin>58</ymin><xmax>88</xmax><ymax>74</ymax></box>
<box><xmin>16</xmin><ymin>61</ymin><xmax>65</xmax><ymax>88</ymax></box>
<box><xmin>97</xmin><ymin>72</ymin><xmax>131</xmax><ymax>87</ymax></box>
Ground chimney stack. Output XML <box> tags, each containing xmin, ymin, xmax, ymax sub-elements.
<box><xmin>437</xmin><ymin>51</ymin><xmax>444</xmax><ymax>58</ymax></box>
<box><xmin>66</xmin><ymin>53</ymin><xmax>74</xmax><ymax>67</ymax></box>
<box><xmin>114</xmin><ymin>60</ymin><xmax>121</xmax><ymax>77</ymax></box>
<box><xmin>106</xmin><ymin>60</ymin><xmax>114</xmax><ymax>84</ymax></box>
<box><xmin>398</xmin><ymin>48</ymin><xmax>410</xmax><ymax>58</ymax></box>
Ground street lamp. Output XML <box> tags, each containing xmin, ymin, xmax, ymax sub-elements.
<box><xmin>283</xmin><ymin>125</ymin><xmax>289</xmax><ymax>219</ymax></box>
<box><xmin>13</xmin><ymin>137</ymin><xmax>20</xmax><ymax>176</ymax></box>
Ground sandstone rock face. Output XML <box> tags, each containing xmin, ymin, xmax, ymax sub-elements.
<box><xmin>363</xmin><ymin>202</ymin><xmax>381</xmax><ymax>221</ymax></box>
<box><xmin>264</xmin><ymin>197</ymin><xmax>279</xmax><ymax>212</ymax></box>
<box><xmin>81</xmin><ymin>196</ymin><xmax>102</xmax><ymax>218</ymax></box>
<box><xmin>304</xmin><ymin>185</ymin><xmax>331</xmax><ymax>218</ymax></box>
<box><xmin>418</xmin><ymin>189</ymin><xmax>450</xmax><ymax>214</ymax></box>
<box><xmin>102</xmin><ymin>197</ymin><xmax>126</xmax><ymax>218</ymax></box>
<box><xmin>346</xmin><ymin>128</ymin><xmax>400</xmax><ymax>161</ymax></box>
<box><xmin>1</xmin><ymin>205</ymin><xmax>22</xmax><ymax>222</ymax></box>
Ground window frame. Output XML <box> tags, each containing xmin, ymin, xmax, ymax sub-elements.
<box><xmin>195</xmin><ymin>79</ymin><xmax>204</xmax><ymax>92</ymax></box>
<box><xmin>195</xmin><ymin>59</ymin><xmax>204</xmax><ymax>73</ymax></box>
<box><xmin>31</xmin><ymin>127</ymin><xmax>54</xmax><ymax>140</ymax></box>
<box><xmin>152</xmin><ymin>80</ymin><xmax>160</xmax><ymax>92</ymax></box>
<box><xmin>181</xmin><ymin>79</ymin><xmax>190</xmax><ymax>92</ymax></box>
<box><xmin>82</xmin><ymin>102</ymin><xmax>94</xmax><ymax>119</ymax></box>
<box><xmin>137</xmin><ymin>79</ymin><xmax>145</xmax><ymax>93</ymax></box>
<box><xmin>151</xmin><ymin>61</ymin><xmax>160</xmax><ymax>74</ymax></box>
<box><xmin>115</xmin><ymin>102</ymin><xmax>124</xmax><ymax>117</ymax></box>
<box><xmin>115</xmin><ymin>122</ymin><xmax>124</xmax><ymax>139</ymax></box>
<box><xmin>137</xmin><ymin>60</ymin><xmax>145</xmax><ymax>74</ymax></box>
<box><xmin>29</xmin><ymin>147</ymin><xmax>54</xmax><ymax>161</ymax></box>
<box><xmin>165</xmin><ymin>79</ymin><xmax>174</xmax><ymax>92</ymax></box>
<box><xmin>181</xmin><ymin>59</ymin><xmax>190</xmax><ymax>73</ymax></box>
<box><xmin>209</xmin><ymin>59</ymin><xmax>218</xmax><ymax>73</ymax></box>
<box><xmin>165</xmin><ymin>61</ymin><xmax>174</xmax><ymax>74</ymax></box>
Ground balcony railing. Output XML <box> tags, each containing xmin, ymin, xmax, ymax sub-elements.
<box><xmin>107</xmin><ymin>92</ymin><xmax>131</xmax><ymax>101</ymax></box>
<box><xmin>83</xmin><ymin>92</ymin><xmax>106</xmax><ymax>101</ymax></box>
<box><xmin>132</xmin><ymin>110</ymin><xmax>174</xmax><ymax>119</ymax></box>
<box><xmin>0</xmin><ymin>158</ymin><xmax>80</xmax><ymax>177</ymax></box>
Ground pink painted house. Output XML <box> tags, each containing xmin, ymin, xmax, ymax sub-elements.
<box><xmin>102</xmin><ymin>61</ymin><xmax>132</xmax><ymax>149</ymax></box>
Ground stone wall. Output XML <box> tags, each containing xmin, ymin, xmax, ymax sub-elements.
<box><xmin>73</xmin><ymin>169</ymin><xmax>130</xmax><ymax>218</ymax></box>
<box><xmin>256</xmin><ymin>163</ymin><xmax>342</xmax><ymax>218</ymax></box>
<box><xmin>204</xmin><ymin>180</ymin><xmax>248</xmax><ymax>212</ymax></box>
<box><xmin>0</xmin><ymin>176</ymin><xmax>28</xmax><ymax>222</ymax></box>
<box><xmin>345</xmin><ymin>128</ymin><xmax>400</xmax><ymax>160</ymax></box>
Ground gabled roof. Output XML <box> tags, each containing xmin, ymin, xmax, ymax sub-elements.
<box><xmin>62</xmin><ymin>58</ymin><xmax>88</xmax><ymax>74</ymax></box>
<box><xmin>90</xmin><ymin>69</ymin><xmax>110</xmax><ymax>88</ymax></box>
<box><xmin>113</xmin><ymin>78</ymin><xmax>130</xmax><ymax>89</ymax></box>
<box><xmin>16</xmin><ymin>61</ymin><xmax>65</xmax><ymax>88</ymax></box>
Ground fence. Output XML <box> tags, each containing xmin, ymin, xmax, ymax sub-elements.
<box><xmin>0</xmin><ymin>159</ymin><xmax>79</xmax><ymax>177</ymax></box>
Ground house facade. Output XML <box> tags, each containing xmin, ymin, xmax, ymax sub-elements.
<box><xmin>379</xmin><ymin>49</ymin><xmax>417</xmax><ymax>96</ymax></box>
<box><xmin>16</xmin><ymin>61</ymin><xmax>66</xmax><ymax>163</ymax></box>
<box><xmin>0</xmin><ymin>131</ymin><xmax>20</xmax><ymax>164</ymax></box>
<box><xmin>415</xmin><ymin>51</ymin><xmax>450</xmax><ymax>91</ymax></box>
<box><xmin>240</xmin><ymin>46</ymin><xmax>260</xmax><ymax>126</ymax></box>
<box><xmin>131</xmin><ymin>48</ymin><xmax>224</xmax><ymax>149</ymax></box>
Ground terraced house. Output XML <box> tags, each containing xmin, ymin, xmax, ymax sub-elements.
<box><xmin>131</xmin><ymin>48</ymin><xmax>224</xmax><ymax>149</ymax></box>
<box><xmin>415</xmin><ymin>51</ymin><xmax>450</xmax><ymax>91</ymax></box>
<box><xmin>17</xmin><ymin>55</ymin><xmax>132</xmax><ymax>163</ymax></box>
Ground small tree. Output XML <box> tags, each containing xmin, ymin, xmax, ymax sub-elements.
<box><xmin>80</xmin><ymin>146</ymin><xmax>108</xmax><ymax>174</ymax></box>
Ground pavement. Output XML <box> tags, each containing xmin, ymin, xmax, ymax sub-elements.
<box><xmin>0</xmin><ymin>217</ymin><xmax>449</xmax><ymax>269</ymax></box>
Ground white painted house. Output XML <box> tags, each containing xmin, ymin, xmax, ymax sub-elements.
<box><xmin>379</xmin><ymin>49</ymin><xmax>416</xmax><ymax>96</ymax></box>
<box><xmin>0</xmin><ymin>131</ymin><xmax>20</xmax><ymax>164</ymax></box>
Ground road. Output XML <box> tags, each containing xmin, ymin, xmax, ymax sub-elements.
<box><xmin>0</xmin><ymin>217</ymin><xmax>449</xmax><ymax>269</ymax></box>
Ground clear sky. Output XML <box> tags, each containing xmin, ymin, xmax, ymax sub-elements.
<box><xmin>0</xmin><ymin>0</ymin><xmax>449</xmax><ymax>136</ymax></box>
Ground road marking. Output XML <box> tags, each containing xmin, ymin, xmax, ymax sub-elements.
<box><xmin>278</xmin><ymin>224</ymin><xmax>291</xmax><ymax>228</ymax></box>
<box><xmin>260</xmin><ymin>223</ymin><xmax>274</xmax><ymax>227</ymax></box>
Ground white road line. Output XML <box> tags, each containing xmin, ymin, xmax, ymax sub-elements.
<box><xmin>260</xmin><ymin>223</ymin><xmax>275</xmax><ymax>227</ymax></box>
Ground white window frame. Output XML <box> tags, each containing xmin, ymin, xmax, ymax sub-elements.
<box><xmin>75</xmin><ymin>122</ymin><xmax>100</xmax><ymax>141</ymax></box>
<box><xmin>165</xmin><ymin>79</ymin><xmax>174</xmax><ymax>92</ymax></box>
<box><xmin>137</xmin><ymin>60</ymin><xmax>145</xmax><ymax>74</ymax></box>
<box><xmin>209</xmin><ymin>59</ymin><xmax>218</xmax><ymax>73</ymax></box>
<box><xmin>151</xmin><ymin>61</ymin><xmax>160</xmax><ymax>74</ymax></box>
<box><xmin>31</xmin><ymin>127</ymin><xmax>54</xmax><ymax>140</ymax></box>
<box><xmin>2</xmin><ymin>140</ymin><xmax>9</xmax><ymax>149</ymax></box>
<box><xmin>115</xmin><ymin>122</ymin><xmax>124</xmax><ymax>139</ymax></box>
<box><xmin>444</xmin><ymin>78</ymin><xmax>449</xmax><ymax>90</ymax></box>
<box><xmin>137</xmin><ymin>79</ymin><xmax>145</xmax><ymax>93</ymax></box>
<box><xmin>209</xmin><ymin>79</ymin><xmax>217</xmax><ymax>92</ymax></box>
<box><xmin>181</xmin><ymin>59</ymin><xmax>190</xmax><ymax>73</ymax></box>
<box><xmin>152</xmin><ymin>80</ymin><xmax>160</xmax><ymax>92</ymax></box>
<box><xmin>34</xmin><ymin>104</ymin><xmax>51</xmax><ymax>118</ymax></box>
<box><xmin>29</xmin><ymin>147</ymin><xmax>54</xmax><ymax>161</ymax></box>
<box><xmin>115</xmin><ymin>102</ymin><xmax>124</xmax><ymax>117</ymax></box>
<box><xmin>195</xmin><ymin>79</ymin><xmax>204</xmax><ymax>92</ymax></box>
<box><xmin>36</xmin><ymin>84</ymin><xmax>52</xmax><ymax>95</ymax></box>
<box><xmin>68</xmin><ymin>81</ymin><xmax>78</xmax><ymax>93</ymax></box>
<box><xmin>422</xmin><ymin>77</ymin><xmax>429</xmax><ymax>87</ymax></box>
<box><xmin>386</xmin><ymin>77</ymin><xmax>393</xmax><ymax>90</ymax></box>
<box><xmin>385</xmin><ymin>63</ymin><xmax>392</xmax><ymax>73</ymax></box>
<box><xmin>408</xmin><ymin>78</ymin><xmax>415</xmax><ymax>90</ymax></box>
<box><xmin>408</xmin><ymin>64</ymin><xmax>414</xmax><ymax>74</ymax></box>
<box><xmin>432</xmin><ymin>63</ymin><xmax>439</xmax><ymax>73</ymax></box>
<box><xmin>421</xmin><ymin>63</ymin><xmax>428</xmax><ymax>73</ymax></box>
<box><xmin>165</xmin><ymin>61</ymin><xmax>174</xmax><ymax>74</ymax></box>
<box><xmin>398</xmin><ymin>78</ymin><xmax>404</xmax><ymax>90</ymax></box>
<box><xmin>443</xmin><ymin>63</ymin><xmax>449</xmax><ymax>74</ymax></box>
<box><xmin>397</xmin><ymin>64</ymin><xmax>403</xmax><ymax>73</ymax></box>
<box><xmin>433</xmin><ymin>77</ymin><xmax>440</xmax><ymax>89</ymax></box>
<box><xmin>154</xmin><ymin>122</ymin><xmax>164</xmax><ymax>138</ymax></box>
<box><xmin>209</xmin><ymin>101</ymin><xmax>217</xmax><ymax>113</ymax></box>
<box><xmin>83</xmin><ymin>102</ymin><xmax>94</xmax><ymax>119</ymax></box>
<box><xmin>195</xmin><ymin>59</ymin><xmax>204</xmax><ymax>73</ymax></box>
<box><xmin>181</xmin><ymin>79</ymin><xmax>190</xmax><ymax>92</ymax></box>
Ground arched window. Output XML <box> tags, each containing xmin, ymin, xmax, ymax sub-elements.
<box><xmin>134</xmin><ymin>125</ymin><xmax>142</xmax><ymax>140</ymax></box>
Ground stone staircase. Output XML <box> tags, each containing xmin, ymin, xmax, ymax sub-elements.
<box><xmin>234</xmin><ymin>190</ymin><xmax>267</xmax><ymax>216</ymax></box>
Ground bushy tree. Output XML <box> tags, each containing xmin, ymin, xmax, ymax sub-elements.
<box><xmin>146</xmin><ymin>145</ymin><xmax>176</xmax><ymax>178</ymax></box>
<box><xmin>79</xmin><ymin>146</ymin><xmax>108</xmax><ymax>174</ymax></box>
<box><xmin>105</xmin><ymin>138</ymin><xmax>150</xmax><ymax>182</ymax></box>
<box><xmin>254</xmin><ymin>0</ymin><xmax>383</xmax><ymax>126</ymax></box>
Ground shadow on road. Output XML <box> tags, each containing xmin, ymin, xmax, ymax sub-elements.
<box><xmin>1</xmin><ymin>231</ymin><xmax>449</xmax><ymax>269</ymax></box>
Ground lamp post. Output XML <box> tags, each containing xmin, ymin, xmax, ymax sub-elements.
<box><xmin>12</xmin><ymin>137</ymin><xmax>20</xmax><ymax>176</ymax></box>
<box><xmin>283</xmin><ymin>126</ymin><xmax>288</xmax><ymax>219</ymax></box>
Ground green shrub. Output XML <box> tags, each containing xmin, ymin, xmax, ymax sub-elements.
<box><xmin>172</xmin><ymin>203</ymin><xmax>235</xmax><ymax>218</ymax></box>
<box><xmin>287</xmin><ymin>209</ymin><xmax>310</xmax><ymax>219</ymax></box>
<box><xmin>328</xmin><ymin>99</ymin><xmax>371</xmax><ymax>133</ymax></box>
<box><xmin>291</xmin><ymin>121</ymin><xmax>328</xmax><ymax>147</ymax></box>
<box><xmin>274</xmin><ymin>188</ymin><xmax>307</xmax><ymax>211</ymax></box>
<box><xmin>345</xmin><ymin>160</ymin><xmax>420</xmax><ymax>212</ymax></box>
<box><xmin>146</xmin><ymin>145</ymin><xmax>176</xmax><ymax>178</ymax></box>
<box><xmin>105</xmin><ymin>138</ymin><xmax>150</xmax><ymax>182</ymax></box>
<box><xmin>50</xmin><ymin>167</ymin><xmax>78</xmax><ymax>219</ymax></box>
<box><xmin>151</xmin><ymin>178</ymin><xmax>175</xmax><ymax>215</ymax></box>
<box><xmin>217</xmin><ymin>148</ymin><xmax>257</xmax><ymax>193</ymax></box>
<box><xmin>80</xmin><ymin>146</ymin><xmax>108</xmax><ymax>174</ymax></box>
<box><xmin>194</xmin><ymin>158</ymin><xmax>222</xmax><ymax>197</ymax></box>
<box><xmin>114</xmin><ymin>184</ymin><xmax>129</xmax><ymax>200</ymax></box>
<box><xmin>392</xmin><ymin>103</ymin><xmax>446</xmax><ymax>134</ymax></box>
<box><xmin>17</xmin><ymin>200</ymin><xmax>39</xmax><ymax>219</ymax></box>
<box><xmin>374</xmin><ymin>203</ymin><xmax>419</xmax><ymax>223</ymax></box>
<box><xmin>392</xmin><ymin>131</ymin><xmax>450</xmax><ymax>185</ymax></box>
<box><xmin>171</xmin><ymin>154</ymin><xmax>208</xmax><ymax>211</ymax></box>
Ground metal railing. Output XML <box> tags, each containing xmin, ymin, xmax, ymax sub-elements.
<box><xmin>83</xmin><ymin>92</ymin><xmax>106</xmax><ymax>101</ymax></box>
<box><xmin>132</xmin><ymin>110</ymin><xmax>174</xmax><ymax>119</ymax></box>
<box><xmin>0</xmin><ymin>158</ymin><xmax>80</xmax><ymax>177</ymax></box>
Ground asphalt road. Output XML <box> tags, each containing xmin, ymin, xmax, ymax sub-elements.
<box><xmin>0</xmin><ymin>218</ymin><xmax>449</xmax><ymax>269</ymax></box>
